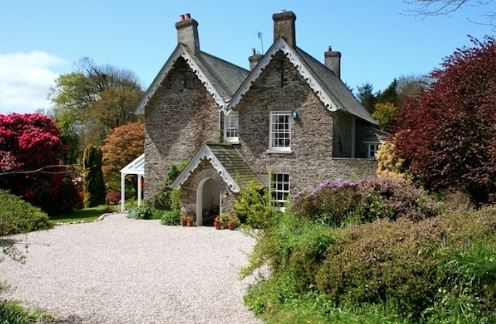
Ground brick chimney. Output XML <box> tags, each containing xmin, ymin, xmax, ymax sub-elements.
<box><xmin>325</xmin><ymin>46</ymin><xmax>341</xmax><ymax>79</ymax></box>
<box><xmin>248</xmin><ymin>48</ymin><xmax>263</xmax><ymax>70</ymax></box>
<box><xmin>175</xmin><ymin>13</ymin><xmax>200</xmax><ymax>55</ymax></box>
<box><xmin>273</xmin><ymin>11</ymin><xmax>296</xmax><ymax>47</ymax></box>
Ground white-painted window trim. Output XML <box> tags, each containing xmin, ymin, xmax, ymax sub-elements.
<box><xmin>271</xmin><ymin>172</ymin><xmax>290</xmax><ymax>206</ymax></box>
<box><xmin>366</xmin><ymin>142</ymin><xmax>381</xmax><ymax>159</ymax></box>
<box><xmin>224</xmin><ymin>112</ymin><xmax>239</xmax><ymax>144</ymax></box>
<box><xmin>269</xmin><ymin>112</ymin><xmax>292</xmax><ymax>152</ymax></box>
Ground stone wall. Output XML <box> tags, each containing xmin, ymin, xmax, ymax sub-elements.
<box><xmin>236</xmin><ymin>50</ymin><xmax>376</xmax><ymax>194</ymax></box>
<box><xmin>144</xmin><ymin>58</ymin><xmax>220</xmax><ymax>198</ymax></box>
<box><xmin>180</xmin><ymin>159</ymin><xmax>237</xmax><ymax>221</ymax></box>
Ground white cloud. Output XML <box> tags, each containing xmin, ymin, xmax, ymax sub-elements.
<box><xmin>0</xmin><ymin>51</ymin><xmax>68</xmax><ymax>114</ymax></box>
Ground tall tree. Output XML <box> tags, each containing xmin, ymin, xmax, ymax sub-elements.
<box><xmin>49</xmin><ymin>58</ymin><xmax>143</xmax><ymax>162</ymax></box>
<box><xmin>82</xmin><ymin>145</ymin><xmax>105</xmax><ymax>207</ymax></box>
<box><xmin>393</xmin><ymin>36</ymin><xmax>496</xmax><ymax>204</ymax></box>
<box><xmin>101</xmin><ymin>121</ymin><xmax>144</xmax><ymax>190</ymax></box>
<box><xmin>376</xmin><ymin>79</ymin><xmax>398</xmax><ymax>104</ymax></box>
<box><xmin>356</xmin><ymin>82</ymin><xmax>378</xmax><ymax>113</ymax></box>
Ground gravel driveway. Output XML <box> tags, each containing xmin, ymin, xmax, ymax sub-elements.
<box><xmin>0</xmin><ymin>214</ymin><xmax>260</xmax><ymax>323</ymax></box>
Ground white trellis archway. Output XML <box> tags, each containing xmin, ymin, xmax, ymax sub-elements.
<box><xmin>120</xmin><ymin>154</ymin><xmax>145</xmax><ymax>212</ymax></box>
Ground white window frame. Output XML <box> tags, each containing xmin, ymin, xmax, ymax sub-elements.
<box><xmin>223</xmin><ymin>111</ymin><xmax>239</xmax><ymax>144</ymax></box>
<box><xmin>268</xmin><ymin>112</ymin><xmax>292</xmax><ymax>153</ymax></box>
<box><xmin>367</xmin><ymin>142</ymin><xmax>380</xmax><ymax>159</ymax></box>
<box><xmin>271</xmin><ymin>172</ymin><xmax>290</xmax><ymax>206</ymax></box>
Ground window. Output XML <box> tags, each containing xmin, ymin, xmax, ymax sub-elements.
<box><xmin>224</xmin><ymin>112</ymin><xmax>239</xmax><ymax>143</ymax></box>
<box><xmin>271</xmin><ymin>173</ymin><xmax>290</xmax><ymax>206</ymax></box>
<box><xmin>368</xmin><ymin>143</ymin><xmax>380</xmax><ymax>159</ymax></box>
<box><xmin>269</xmin><ymin>112</ymin><xmax>291</xmax><ymax>152</ymax></box>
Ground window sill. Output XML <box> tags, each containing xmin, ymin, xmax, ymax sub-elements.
<box><xmin>266</xmin><ymin>148</ymin><xmax>292</xmax><ymax>154</ymax></box>
<box><xmin>224</xmin><ymin>138</ymin><xmax>239</xmax><ymax>144</ymax></box>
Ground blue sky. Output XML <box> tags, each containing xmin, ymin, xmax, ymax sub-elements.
<box><xmin>0</xmin><ymin>0</ymin><xmax>493</xmax><ymax>113</ymax></box>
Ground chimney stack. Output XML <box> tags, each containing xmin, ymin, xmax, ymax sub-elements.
<box><xmin>325</xmin><ymin>46</ymin><xmax>341</xmax><ymax>79</ymax></box>
<box><xmin>248</xmin><ymin>48</ymin><xmax>263</xmax><ymax>71</ymax></box>
<box><xmin>175</xmin><ymin>13</ymin><xmax>200</xmax><ymax>55</ymax></box>
<box><xmin>272</xmin><ymin>11</ymin><xmax>296</xmax><ymax>47</ymax></box>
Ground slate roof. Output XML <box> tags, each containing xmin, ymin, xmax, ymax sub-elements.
<box><xmin>135</xmin><ymin>45</ymin><xmax>249</xmax><ymax>114</ymax></box>
<box><xmin>170</xmin><ymin>143</ymin><xmax>262</xmax><ymax>192</ymax></box>
<box><xmin>207</xmin><ymin>143</ymin><xmax>262</xmax><ymax>188</ymax></box>
<box><xmin>190</xmin><ymin>51</ymin><xmax>249</xmax><ymax>101</ymax></box>
<box><xmin>295</xmin><ymin>48</ymin><xmax>377</xmax><ymax>125</ymax></box>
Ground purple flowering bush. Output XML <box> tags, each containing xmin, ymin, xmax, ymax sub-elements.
<box><xmin>292</xmin><ymin>178</ymin><xmax>438</xmax><ymax>226</ymax></box>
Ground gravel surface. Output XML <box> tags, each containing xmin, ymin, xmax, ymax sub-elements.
<box><xmin>0</xmin><ymin>214</ymin><xmax>260</xmax><ymax>323</ymax></box>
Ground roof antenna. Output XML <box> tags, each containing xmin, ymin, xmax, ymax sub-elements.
<box><xmin>257</xmin><ymin>32</ymin><xmax>264</xmax><ymax>53</ymax></box>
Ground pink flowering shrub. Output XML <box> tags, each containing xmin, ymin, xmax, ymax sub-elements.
<box><xmin>292</xmin><ymin>178</ymin><xmax>437</xmax><ymax>226</ymax></box>
<box><xmin>0</xmin><ymin>113</ymin><xmax>82</xmax><ymax>214</ymax></box>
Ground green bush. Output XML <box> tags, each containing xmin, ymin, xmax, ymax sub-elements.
<box><xmin>0</xmin><ymin>301</ymin><xmax>53</xmax><ymax>324</ymax></box>
<box><xmin>234</xmin><ymin>181</ymin><xmax>277</xmax><ymax>229</ymax></box>
<box><xmin>244</xmin><ymin>203</ymin><xmax>496</xmax><ymax>323</ymax></box>
<box><xmin>0</xmin><ymin>190</ymin><xmax>51</xmax><ymax>235</ymax></box>
<box><xmin>161</xmin><ymin>209</ymin><xmax>180</xmax><ymax>226</ymax></box>
<box><xmin>128</xmin><ymin>205</ymin><xmax>153</xmax><ymax>220</ymax></box>
<box><xmin>82</xmin><ymin>145</ymin><xmax>105</xmax><ymax>208</ymax></box>
<box><xmin>148</xmin><ymin>162</ymin><xmax>187</xmax><ymax>210</ymax></box>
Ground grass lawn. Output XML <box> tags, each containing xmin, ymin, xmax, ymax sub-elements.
<box><xmin>49</xmin><ymin>205</ymin><xmax>119</xmax><ymax>224</ymax></box>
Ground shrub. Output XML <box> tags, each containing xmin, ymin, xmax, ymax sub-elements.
<box><xmin>82</xmin><ymin>145</ymin><xmax>105</xmax><ymax>208</ymax></box>
<box><xmin>0</xmin><ymin>189</ymin><xmax>51</xmax><ymax>235</ymax></box>
<box><xmin>292</xmin><ymin>178</ymin><xmax>437</xmax><ymax>226</ymax></box>
<box><xmin>128</xmin><ymin>205</ymin><xmax>153</xmax><ymax>220</ymax></box>
<box><xmin>0</xmin><ymin>301</ymin><xmax>53</xmax><ymax>324</ymax></box>
<box><xmin>161</xmin><ymin>209</ymin><xmax>180</xmax><ymax>226</ymax></box>
<box><xmin>105</xmin><ymin>191</ymin><xmax>120</xmax><ymax>205</ymax></box>
<box><xmin>148</xmin><ymin>162</ymin><xmax>187</xmax><ymax>210</ymax></box>
<box><xmin>234</xmin><ymin>181</ymin><xmax>277</xmax><ymax>229</ymax></box>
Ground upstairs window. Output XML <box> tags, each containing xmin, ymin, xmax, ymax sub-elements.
<box><xmin>224</xmin><ymin>112</ymin><xmax>239</xmax><ymax>143</ymax></box>
<box><xmin>368</xmin><ymin>143</ymin><xmax>380</xmax><ymax>159</ymax></box>
<box><xmin>269</xmin><ymin>112</ymin><xmax>291</xmax><ymax>152</ymax></box>
<box><xmin>271</xmin><ymin>173</ymin><xmax>290</xmax><ymax>207</ymax></box>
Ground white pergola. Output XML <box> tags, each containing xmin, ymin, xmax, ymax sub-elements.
<box><xmin>120</xmin><ymin>154</ymin><xmax>145</xmax><ymax>212</ymax></box>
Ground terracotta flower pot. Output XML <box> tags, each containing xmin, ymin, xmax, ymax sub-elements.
<box><xmin>214</xmin><ymin>221</ymin><xmax>221</xmax><ymax>230</ymax></box>
<box><xmin>228</xmin><ymin>221</ymin><xmax>237</xmax><ymax>230</ymax></box>
<box><xmin>186</xmin><ymin>218</ymin><xmax>193</xmax><ymax>227</ymax></box>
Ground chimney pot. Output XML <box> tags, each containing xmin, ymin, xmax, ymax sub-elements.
<box><xmin>324</xmin><ymin>47</ymin><xmax>342</xmax><ymax>79</ymax></box>
<box><xmin>272</xmin><ymin>11</ymin><xmax>296</xmax><ymax>47</ymax></box>
<box><xmin>186</xmin><ymin>13</ymin><xmax>191</xmax><ymax>19</ymax></box>
<box><xmin>180</xmin><ymin>14</ymin><xmax>185</xmax><ymax>21</ymax></box>
<box><xmin>248</xmin><ymin>49</ymin><xmax>263</xmax><ymax>71</ymax></box>
<box><xmin>176</xmin><ymin>16</ymin><xmax>200</xmax><ymax>55</ymax></box>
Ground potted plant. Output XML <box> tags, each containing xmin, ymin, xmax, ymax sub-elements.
<box><xmin>180</xmin><ymin>213</ymin><xmax>188</xmax><ymax>226</ymax></box>
<box><xmin>227</xmin><ymin>214</ymin><xmax>239</xmax><ymax>230</ymax></box>
<box><xmin>220</xmin><ymin>214</ymin><xmax>229</xmax><ymax>229</ymax></box>
<box><xmin>214</xmin><ymin>215</ymin><xmax>222</xmax><ymax>230</ymax></box>
<box><xmin>186</xmin><ymin>215</ymin><xmax>194</xmax><ymax>227</ymax></box>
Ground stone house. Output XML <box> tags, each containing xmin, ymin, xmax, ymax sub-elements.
<box><xmin>135</xmin><ymin>11</ymin><xmax>381</xmax><ymax>225</ymax></box>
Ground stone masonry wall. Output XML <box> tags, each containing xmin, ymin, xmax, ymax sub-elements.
<box><xmin>237</xmin><ymin>50</ymin><xmax>376</xmax><ymax>194</ymax></box>
<box><xmin>180</xmin><ymin>159</ymin><xmax>237</xmax><ymax>220</ymax></box>
<box><xmin>144</xmin><ymin>58</ymin><xmax>220</xmax><ymax>198</ymax></box>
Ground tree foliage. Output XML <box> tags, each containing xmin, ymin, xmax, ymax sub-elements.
<box><xmin>101</xmin><ymin>121</ymin><xmax>144</xmax><ymax>190</ymax></box>
<box><xmin>356</xmin><ymin>82</ymin><xmax>377</xmax><ymax>113</ymax></box>
<box><xmin>0</xmin><ymin>113</ymin><xmax>80</xmax><ymax>214</ymax></box>
<box><xmin>393</xmin><ymin>36</ymin><xmax>496</xmax><ymax>204</ymax></box>
<box><xmin>82</xmin><ymin>145</ymin><xmax>105</xmax><ymax>207</ymax></box>
<box><xmin>373</xmin><ymin>102</ymin><xmax>398</xmax><ymax>131</ymax></box>
<box><xmin>49</xmin><ymin>58</ymin><xmax>143</xmax><ymax>162</ymax></box>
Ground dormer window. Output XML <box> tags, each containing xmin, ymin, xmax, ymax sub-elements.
<box><xmin>224</xmin><ymin>112</ymin><xmax>239</xmax><ymax>143</ymax></box>
<box><xmin>269</xmin><ymin>112</ymin><xmax>291</xmax><ymax>153</ymax></box>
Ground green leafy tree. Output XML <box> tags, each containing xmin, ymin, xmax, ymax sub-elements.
<box><xmin>376</xmin><ymin>79</ymin><xmax>398</xmax><ymax>104</ymax></box>
<box><xmin>49</xmin><ymin>58</ymin><xmax>143</xmax><ymax>162</ymax></box>
<box><xmin>82</xmin><ymin>145</ymin><xmax>105</xmax><ymax>207</ymax></box>
<box><xmin>373</xmin><ymin>102</ymin><xmax>398</xmax><ymax>131</ymax></box>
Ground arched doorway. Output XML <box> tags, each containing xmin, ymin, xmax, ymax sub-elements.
<box><xmin>196</xmin><ymin>177</ymin><xmax>220</xmax><ymax>226</ymax></box>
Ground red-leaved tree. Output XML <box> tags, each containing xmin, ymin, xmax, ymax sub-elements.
<box><xmin>393</xmin><ymin>37</ymin><xmax>496</xmax><ymax>204</ymax></box>
<box><xmin>0</xmin><ymin>113</ymin><xmax>81</xmax><ymax>214</ymax></box>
